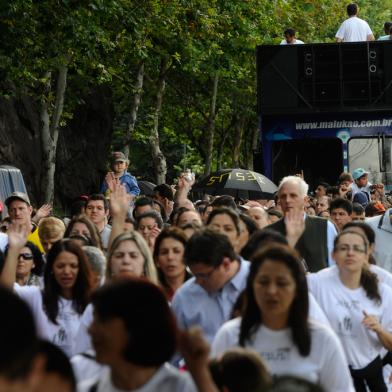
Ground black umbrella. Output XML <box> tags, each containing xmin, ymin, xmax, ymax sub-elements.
<box><xmin>138</xmin><ymin>180</ymin><xmax>156</xmax><ymax>196</ymax></box>
<box><xmin>192</xmin><ymin>168</ymin><xmax>277</xmax><ymax>200</ymax></box>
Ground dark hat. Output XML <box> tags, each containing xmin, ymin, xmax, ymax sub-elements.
<box><xmin>5</xmin><ymin>192</ymin><xmax>31</xmax><ymax>208</ymax></box>
<box><xmin>111</xmin><ymin>151</ymin><xmax>128</xmax><ymax>163</ymax></box>
<box><xmin>352</xmin><ymin>191</ymin><xmax>369</xmax><ymax>207</ymax></box>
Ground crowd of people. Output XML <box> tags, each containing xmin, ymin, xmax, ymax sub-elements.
<box><xmin>1</xmin><ymin>148</ymin><xmax>392</xmax><ymax>392</ymax></box>
<box><xmin>281</xmin><ymin>3</ymin><xmax>392</xmax><ymax>45</ymax></box>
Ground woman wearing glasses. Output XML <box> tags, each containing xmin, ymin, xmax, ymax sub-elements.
<box><xmin>308</xmin><ymin>230</ymin><xmax>392</xmax><ymax>391</ymax></box>
<box><xmin>3</xmin><ymin>241</ymin><xmax>44</xmax><ymax>287</ymax></box>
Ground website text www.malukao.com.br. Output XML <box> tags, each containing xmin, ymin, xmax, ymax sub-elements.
<box><xmin>295</xmin><ymin>118</ymin><xmax>392</xmax><ymax>130</ymax></box>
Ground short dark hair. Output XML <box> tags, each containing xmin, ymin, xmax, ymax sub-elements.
<box><xmin>207</xmin><ymin>207</ymin><xmax>241</xmax><ymax>236</ymax></box>
<box><xmin>239</xmin><ymin>213</ymin><xmax>258</xmax><ymax>236</ymax></box>
<box><xmin>209</xmin><ymin>348</ymin><xmax>272</xmax><ymax>392</ymax></box>
<box><xmin>135</xmin><ymin>210</ymin><xmax>164</xmax><ymax>229</ymax></box>
<box><xmin>352</xmin><ymin>202</ymin><xmax>365</xmax><ymax>215</ymax></box>
<box><xmin>316</xmin><ymin>181</ymin><xmax>329</xmax><ymax>189</ymax></box>
<box><xmin>184</xmin><ymin>228</ymin><xmax>237</xmax><ymax>267</ymax></box>
<box><xmin>284</xmin><ymin>28</ymin><xmax>296</xmax><ymax>37</ymax></box>
<box><xmin>347</xmin><ymin>3</ymin><xmax>358</xmax><ymax>16</ymax></box>
<box><xmin>0</xmin><ymin>287</ymin><xmax>38</xmax><ymax>380</ymax></box>
<box><xmin>153</xmin><ymin>184</ymin><xmax>174</xmax><ymax>201</ymax></box>
<box><xmin>338</xmin><ymin>172</ymin><xmax>353</xmax><ymax>184</ymax></box>
<box><xmin>240</xmin><ymin>245</ymin><xmax>310</xmax><ymax>356</ymax></box>
<box><xmin>330</xmin><ymin>197</ymin><xmax>353</xmax><ymax>214</ymax></box>
<box><xmin>87</xmin><ymin>194</ymin><xmax>109</xmax><ymax>211</ymax></box>
<box><xmin>384</xmin><ymin>21</ymin><xmax>392</xmax><ymax>34</ymax></box>
<box><xmin>240</xmin><ymin>228</ymin><xmax>288</xmax><ymax>260</ymax></box>
<box><xmin>152</xmin><ymin>199</ymin><xmax>167</xmax><ymax>222</ymax></box>
<box><xmin>210</xmin><ymin>195</ymin><xmax>237</xmax><ymax>210</ymax></box>
<box><xmin>133</xmin><ymin>197</ymin><xmax>154</xmax><ymax>219</ymax></box>
<box><xmin>38</xmin><ymin>340</ymin><xmax>76</xmax><ymax>390</ymax></box>
<box><xmin>91</xmin><ymin>278</ymin><xmax>177</xmax><ymax>366</ymax></box>
<box><xmin>43</xmin><ymin>239</ymin><xmax>92</xmax><ymax>323</ymax></box>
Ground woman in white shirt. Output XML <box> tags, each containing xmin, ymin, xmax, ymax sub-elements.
<box><xmin>74</xmin><ymin>231</ymin><xmax>158</xmax><ymax>355</ymax></box>
<box><xmin>308</xmin><ymin>230</ymin><xmax>392</xmax><ymax>392</ymax></box>
<box><xmin>212</xmin><ymin>244</ymin><xmax>354</xmax><ymax>392</ymax></box>
<box><xmin>1</xmin><ymin>231</ymin><xmax>93</xmax><ymax>357</ymax></box>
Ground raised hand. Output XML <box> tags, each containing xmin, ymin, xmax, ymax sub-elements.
<box><xmin>7</xmin><ymin>222</ymin><xmax>29</xmax><ymax>250</ymax></box>
<box><xmin>105</xmin><ymin>171</ymin><xmax>118</xmax><ymax>193</ymax></box>
<box><xmin>110</xmin><ymin>182</ymin><xmax>131</xmax><ymax>217</ymax></box>
<box><xmin>362</xmin><ymin>311</ymin><xmax>382</xmax><ymax>333</ymax></box>
<box><xmin>285</xmin><ymin>209</ymin><xmax>305</xmax><ymax>247</ymax></box>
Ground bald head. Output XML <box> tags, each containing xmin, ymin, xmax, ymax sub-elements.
<box><xmin>246</xmin><ymin>207</ymin><xmax>269</xmax><ymax>229</ymax></box>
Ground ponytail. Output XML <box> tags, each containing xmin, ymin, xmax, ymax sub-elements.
<box><xmin>360</xmin><ymin>266</ymin><xmax>381</xmax><ymax>304</ymax></box>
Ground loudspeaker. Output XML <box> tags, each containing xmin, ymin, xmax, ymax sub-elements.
<box><xmin>257</xmin><ymin>41</ymin><xmax>392</xmax><ymax>114</ymax></box>
<box><xmin>257</xmin><ymin>46</ymin><xmax>298</xmax><ymax>112</ymax></box>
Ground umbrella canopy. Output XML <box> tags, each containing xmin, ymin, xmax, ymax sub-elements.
<box><xmin>192</xmin><ymin>168</ymin><xmax>277</xmax><ymax>200</ymax></box>
<box><xmin>138</xmin><ymin>180</ymin><xmax>156</xmax><ymax>196</ymax></box>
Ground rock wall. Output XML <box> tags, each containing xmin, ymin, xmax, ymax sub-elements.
<box><xmin>0</xmin><ymin>86</ymin><xmax>114</xmax><ymax>211</ymax></box>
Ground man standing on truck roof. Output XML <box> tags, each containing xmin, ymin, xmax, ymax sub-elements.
<box><xmin>280</xmin><ymin>28</ymin><xmax>304</xmax><ymax>45</ymax></box>
<box><xmin>336</xmin><ymin>3</ymin><xmax>375</xmax><ymax>42</ymax></box>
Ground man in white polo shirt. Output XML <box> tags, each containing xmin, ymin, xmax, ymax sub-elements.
<box><xmin>336</xmin><ymin>3</ymin><xmax>374</xmax><ymax>42</ymax></box>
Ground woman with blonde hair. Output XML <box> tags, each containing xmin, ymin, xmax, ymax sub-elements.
<box><xmin>74</xmin><ymin>231</ymin><xmax>158</xmax><ymax>353</ymax></box>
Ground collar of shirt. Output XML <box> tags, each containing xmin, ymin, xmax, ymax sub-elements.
<box><xmin>228</xmin><ymin>257</ymin><xmax>250</xmax><ymax>292</ymax></box>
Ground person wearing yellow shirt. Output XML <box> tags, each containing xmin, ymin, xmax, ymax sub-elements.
<box><xmin>5</xmin><ymin>192</ymin><xmax>44</xmax><ymax>253</ymax></box>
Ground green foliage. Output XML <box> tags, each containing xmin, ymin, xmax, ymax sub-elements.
<box><xmin>2</xmin><ymin>0</ymin><xmax>392</xmax><ymax>183</ymax></box>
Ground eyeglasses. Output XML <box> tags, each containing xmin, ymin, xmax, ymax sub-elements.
<box><xmin>192</xmin><ymin>267</ymin><xmax>217</xmax><ymax>281</ymax></box>
<box><xmin>18</xmin><ymin>253</ymin><xmax>34</xmax><ymax>260</ymax></box>
<box><xmin>335</xmin><ymin>245</ymin><xmax>366</xmax><ymax>254</ymax></box>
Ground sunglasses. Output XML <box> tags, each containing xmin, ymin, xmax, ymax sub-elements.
<box><xmin>18</xmin><ymin>253</ymin><xmax>34</xmax><ymax>260</ymax></box>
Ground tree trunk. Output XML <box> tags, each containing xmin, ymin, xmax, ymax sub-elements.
<box><xmin>232</xmin><ymin>115</ymin><xmax>245</xmax><ymax>168</ymax></box>
<box><xmin>123</xmin><ymin>60</ymin><xmax>144</xmax><ymax>158</ymax></box>
<box><xmin>247</xmin><ymin>126</ymin><xmax>259</xmax><ymax>171</ymax></box>
<box><xmin>150</xmin><ymin>57</ymin><xmax>168</xmax><ymax>184</ymax></box>
<box><xmin>204</xmin><ymin>72</ymin><xmax>219</xmax><ymax>175</ymax></box>
<box><xmin>40</xmin><ymin>64</ymin><xmax>68</xmax><ymax>204</ymax></box>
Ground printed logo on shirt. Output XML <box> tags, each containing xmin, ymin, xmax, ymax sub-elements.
<box><xmin>261</xmin><ymin>347</ymin><xmax>291</xmax><ymax>361</ymax></box>
<box><xmin>53</xmin><ymin>327</ymin><xmax>67</xmax><ymax>345</ymax></box>
<box><xmin>337</xmin><ymin>299</ymin><xmax>361</xmax><ymax>311</ymax></box>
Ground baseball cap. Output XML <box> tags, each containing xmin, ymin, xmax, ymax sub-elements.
<box><xmin>352</xmin><ymin>168</ymin><xmax>369</xmax><ymax>181</ymax></box>
<box><xmin>352</xmin><ymin>191</ymin><xmax>369</xmax><ymax>207</ymax></box>
<box><xmin>111</xmin><ymin>151</ymin><xmax>128</xmax><ymax>163</ymax></box>
<box><xmin>5</xmin><ymin>192</ymin><xmax>31</xmax><ymax>208</ymax></box>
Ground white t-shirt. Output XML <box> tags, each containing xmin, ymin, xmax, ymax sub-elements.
<box><xmin>15</xmin><ymin>284</ymin><xmax>83</xmax><ymax>357</ymax></box>
<box><xmin>78</xmin><ymin>363</ymin><xmax>196</xmax><ymax>392</ymax></box>
<box><xmin>280</xmin><ymin>39</ymin><xmax>304</xmax><ymax>45</ymax></box>
<box><xmin>308</xmin><ymin>292</ymin><xmax>331</xmax><ymax>326</ymax></box>
<box><xmin>311</xmin><ymin>264</ymin><xmax>392</xmax><ymax>288</ymax></box>
<box><xmin>336</xmin><ymin>16</ymin><xmax>373</xmax><ymax>42</ymax></box>
<box><xmin>74</xmin><ymin>303</ymin><xmax>94</xmax><ymax>354</ymax></box>
<box><xmin>71</xmin><ymin>350</ymin><xmax>104</xmax><ymax>383</ymax></box>
<box><xmin>212</xmin><ymin>318</ymin><xmax>353</xmax><ymax>392</ymax></box>
<box><xmin>308</xmin><ymin>272</ymin><xmax>392</xmax><ymax>369</ymax></box>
